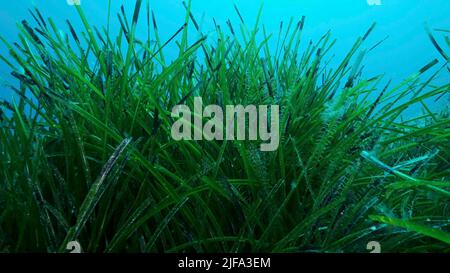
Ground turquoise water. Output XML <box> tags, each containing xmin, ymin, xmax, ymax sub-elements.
<box><xmin>0</xmin><ymin>0</ymin><xmax>449</xmax><ymax>111</ymax></box>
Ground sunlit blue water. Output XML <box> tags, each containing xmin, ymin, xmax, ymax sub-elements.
<box><xmin>0</xmin><ymin>0</ymin><xmax>448</xmax><ymax>113</ymax></box>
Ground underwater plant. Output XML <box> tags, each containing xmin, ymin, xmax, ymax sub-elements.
<box><xmin>0</xmin><ymin>0</ymin><xmax>449</xmax><ymax>253</ymax></box>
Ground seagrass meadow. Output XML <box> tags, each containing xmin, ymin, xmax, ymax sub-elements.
<box><xmin>0</xmin><ymin>0</ymin><xmax>449</xmax><ymax>253</ymax></box>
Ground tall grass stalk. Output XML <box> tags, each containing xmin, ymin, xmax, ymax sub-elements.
<box><xmin>0</xmin><ymin>1</ymin><xmax>449</xmax><ymax>252</ymax></box>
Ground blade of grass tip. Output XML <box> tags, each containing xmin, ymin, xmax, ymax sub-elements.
<box><xmin>75</xmin><ymin>4</ymin><xmax>100</xmax><ymax>55</ymax></box>
<box><xmin>434</xmin><ymin>89</ymin><xmax>449</xmax><ymax>102</ymax></box>
<box><xmin>425</xmin><ymin>24</ymin><xmax>450</xmax><ymax>61</ymax></box>
<box><xmin>212</xmin><ymin>17</ymin><xmax>220</xmax><ymax>31</ymax></box>
<box><xmin>226</xmin><ymin>19</ymin><xmax>235</xmax><ymax>36</ymax></box>
<box><xmin>364</xmin><ymin>80</ymin><xmax>391</xmax><ymax>120</ymax></box>
<box><xmin>21</xmin><ymin>20</ymin><xmax>44</xmax><ymax>47</ymax></box>
<box><xmin>179</xmin><ymin>0</ymin><xmax>192</xmax><ymax>52</ymax></box>
<box><xmin>122</xmin><ymin>0</ymin><xmax>143</xmax><ymax>80</ymax></box>
<box><xmin>233</xmin><ymin>4</ymin><xmax>245</xmax><ymax>25</ymax></box>
<box><xmin>59</xmin><ymin>138</ymin><xmax>132</xmax><ymax>251</ymax></box>
<box><xmin>120</xmin><ymin>5</ymin><xmax>130</xmax><ymax>33</ymax></box>
<box><xmin>434</xmin><ymin>28</ymin><xmax>450</xmax><ymax>33</ymax></box>
<box><xmin>28</xmin><ymin>9</ymin><xmax>44</xmax><ymax>30</ymax></box>
<box><xmin>412</xmin><ymin>62</ymin><xmax>446</xmax><ymax>97</ymax></box>
<box><xmin>118</xmin><ymin>13</ymin><xmax>130</xmax><ymax>43</ymax></box>
<box><xmin>368</xmin><ymin>35</ymin><xmax>389</xmax><ymax>52</ymax></box>
<box><xmin>182</xmin><ymin>1</ymin><xmax>213</xmax><ymax>70</ymax></box>
<box><xmin>93</xmin><ymin>26</ymin><xmax>106</xmax><ymax>46</ymax></box>
<box><xmin>299</xmin><ymin>15</ymin><xmax>306</xmax><ymax>31</ymax></box>
<box><xmin>151</xmin><ymin>10</ymin><xmax>167</xmax><ymax>65</ymax></box>
<box><xmin>182</xmin><ymin>1</ymin><xmax>199</xmax><ymax>30</ymax></box>
<box><xmin>276</xmin><ymin>18</ymin><xmax>293</xmax><ymax>65</ymax></box>
<box><xmin>282</xmin><ymin>17</ymin><xmax>305</xmax><ymax>61</ymax></box>
<box><xmin>107</xmin><ymin>0</ymin><xmax>112</xmax><ymax>35</ymax></box>
<box><xmin>34</xmin><ymin>7</ymin><xmax>47</xmax><ymax>30</ymax></box>
<box><xmin>130</xmin><ymin>23</ymin><xmax>187</xmax><ymax>79</ymax></box>
<box><xmin>66</xmin><ymin>20</ymin><xmax>80</xmax><ymax>45</ymax></box>
<box><xmin>363</xmin><ymin>22</ymin><xmax>376</xmax><ymax>41</ymax></box>
<box><xmin>419</xmin><ymin>58</ymin><xmax>439</xmax><ymax>74</ymax></box>
<box><xmin>132</xmin><ymin>0</ymin><xmax>143</xmax><ymax>27</ymax></box>
<box><xmin>151</xmin><ymin>9</ymin><xmax>158</xmax><ymax>31</ymax></box>
<box><xmin>146</xmin><ymin>0</ymin><xmax>150</xmax><ymax>45</ymax></box>
<box><xmin>275</xmin><ymin>21</ymin><xmax>283</xmax><ymax>62</ymax></box>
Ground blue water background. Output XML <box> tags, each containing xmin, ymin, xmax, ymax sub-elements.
<box><xmin>0</xmin><ymin>0</ymin><xmax>448</xmax><ymax>115</ymax></box>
